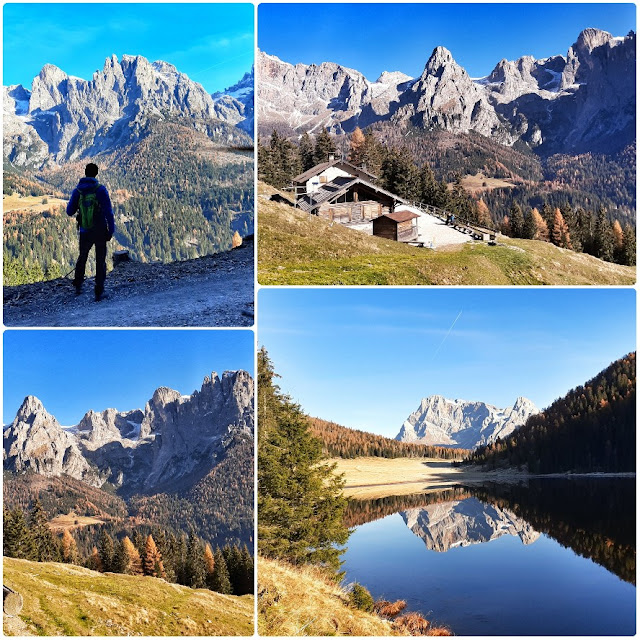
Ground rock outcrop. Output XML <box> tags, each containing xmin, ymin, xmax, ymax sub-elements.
<box><xmin>3</xmin><ymin>55</ymin><xmax>254</xmax><ymax>167</ymax></box>
<box><xmin>258</xmin><ymin>28</ymin><xmax>635</xmax><ymax>155</ymax></box>
<box><xmin>3</xmin><ymin>371</ymin><xmax>254</xmax><ymax>495</ymax></box>
<box><xmin>396</xmin><ymin>395</ymin><xmax>538</xmax><ymax>449</ymax></box>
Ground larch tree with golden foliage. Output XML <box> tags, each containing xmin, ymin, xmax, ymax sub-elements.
<box><xmin>531</xmin><ymin>208</ymin><xmax>549</xmax><ymax>241</ymax></box>
<box><xmin>348</xmin><ymin>127</ymin><xmax>366</xmax><ymax>166</ymax></box>
<box><xmin>475</xmin><ymin>199</ymin><xmax>492</xmax><ymax>227</ymax></box>
<box><xmin>204</xmin><ymin>543</ymin><xmax>215</xmax><ymax>588</ymax></box>
<box><xmin>122</xmin><ymin>536</ymin><xmax>143</xmax><ymax>575</ymax></box>
<box><xmin>551</xmin><ymin>208</ymin><xmax>572</xmax><ymax>249</ymax></box>
<box><xmin>143</xmin><ymin>535</ymin><xmax>166</xmax><ymax>578</ymax></box>
<box><xmin>61</xmin><ymin>529</ymin><xmax>79</xmax><ymax>565</ymax></box>
<box><xmin>87</xmin><ymin>546</ymin><xmax>102</xmax><ymax>572</ymax></box>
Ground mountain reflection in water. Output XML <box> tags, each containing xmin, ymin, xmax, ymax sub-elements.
<box><xmin>401</xmin><ymin>497</ymin><xmax>540</xmax><ymax>551</ymax></box>
<box><xmin>345</xmin><ymin>478</ymin><xmax>635</xmax><ymax>584</ymax></box>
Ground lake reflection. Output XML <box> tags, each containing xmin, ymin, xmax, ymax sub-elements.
<box><xmin>342</xmin><ymin>479</ymin><xmax>635</xmax><ymax>635</ymax></box>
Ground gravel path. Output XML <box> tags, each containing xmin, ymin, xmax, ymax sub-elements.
<box><xmin>4</xmin><ymin>240</ymin><xmax>254</xmax><ymax>327</ymax></box>
<box><xmin>348</xmin><ymin>206</ymin><xmax>472</xmax><ymax>248</ymax></box>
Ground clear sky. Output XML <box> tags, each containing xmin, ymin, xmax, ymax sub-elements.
<box><xmin>3</xmin><ymin>3</ymin><xmax>254</xmax><ymax>93</ymax></box>
<box><xmin>3</xmin><ymin>330</ymin><xmax>254</xmax><ymax>426</ymax></box>
<box><xmin>259</xmin><ymin>289</ymin><xmax>636</xmax><ymax>438</ymax></box>
<box><xmin>259</xmin><ymin>3</ymin><xmax>636</xmax><ymax>80</ymax></box>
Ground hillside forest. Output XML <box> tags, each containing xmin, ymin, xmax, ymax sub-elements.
<box><xmin>4</xmin><ymin>122</ymin><xmax>253</xmax><ymax>285</ymax></box>
<box><xmin>468</xmin><ymin>353</ymin><xmax>636</xmax><ymax>473</ymax></box>
<box><xmin>309</xmin><ymin>417</ymin><xmax>468</xmax><ymax>460</ymax></box>
<box><xmin>3</xmin><ymin>499</ymin><xmax>253</xmax><ymax>596</ymax></box>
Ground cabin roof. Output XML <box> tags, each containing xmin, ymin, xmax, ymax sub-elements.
<box><xmin>383</xmin><ymin>210</ymin><xmax>420</xmax><ymax>223</ymax></box>
<box><xmin>293</xmin><ymin>159</ymin><xmax>377</xmax><ymax>183</ymax></box>
<box><xmin>296</xmin><ymin>176</ymin><xmax>406</xmax><ymax>213</ymax></box>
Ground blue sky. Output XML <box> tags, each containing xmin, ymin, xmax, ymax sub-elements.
<box><xmin>259</xmin><ymin>3</ymin><xmax>636</xmax><ymax>80</ymax></box>
<box><xmin>3</xmin><ymin>330</ymin><xmax>254</xmax><ymax>425</ymax></box>
<box><xmin>259</xmin><ymin>289</ymin><xmax>636</xmax><ymax>438</ymax></box>
<box><xmin>3</xmin><ymin>3</ymin><xmax>254</xmax><ymax>93</ymax></box>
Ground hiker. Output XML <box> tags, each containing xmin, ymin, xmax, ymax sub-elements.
<box><xmin>66</xmin><ymin>163</ymin><xmax>115</xmax><ymax>301</ymax></box>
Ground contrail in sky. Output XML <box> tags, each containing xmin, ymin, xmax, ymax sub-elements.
<box><xmin>431</xmin><ymin>309</ymin><xmax>463</xmax><ymax>360</ymax></box>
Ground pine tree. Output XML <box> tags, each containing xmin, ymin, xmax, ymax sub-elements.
<box><xmin>143</xmin><ymin>535</ymin><xmax>166</xmax><ymax>578</ymax></box>
<box><xmin>30</xmin><ymin>499</ymin><xmax>60</xmax><ymax>562</ymax></box>
<box><xmin>185</xmin><ymin>532</ymin><xmax>207</xmax><ymax>588</ymax></box>
<box><xmin>313</xmin><ymin>129</ymin><xmax>337</xmax><ymax>164</ymax></box>
<box><xmin>298</xmin><ymin>132</ymin><xmax>315</xmax><ymax>172</ymax></box>
<box><xmin>509</xmin><ymin>203</ymin><xmax>525</xmax><ymax>238</ymax></box>
<box><xmin>239</xmin><ymin>545</ymin><xmax>254</xmax><ymax>595</ymax></box>
<box><xmin>122</xmin><ymin>536</ymin><xmax>143</xmax><ymax>575</ymax></box>
<box><xmin>61</xmin><ymin>529</ymin><xmax>79</xmax><ymax>564</ymax></box>
<box><xmin>594</xmin><ymin>206</ymin><xmax>614</xmax><ymax>262</ymax></box>
<box><xmin>258</xmin><ymin>348</ymin><xmax>349</xmax><ymax>576</ymax></box>
<box><xmin>98</xmin><ymin>530</ymin><xmax>115</xmax><ymax>572</ymax></box>
<box><xmin>3</xmin><ymin>508</ymin><xmax>35</xmax><ymax>559</ymax></box>
<box><xmin>500</xmin><ymin>215</ymin><xmax>511</xmax><ymax>236</ymax></box>
<box><xmin>621</xmin><ymin>223</ymin><xmax>636</xmax><ymax>266</ymax></box>
<box><xmin>210</xmin><ymin>548</ymin><xmax>232</xmax><ymax>594</ymax></box>
<box><xmin>420</xmin><ymin>165</ymin><xmax>439</xmax><ymax>207</ymax></box>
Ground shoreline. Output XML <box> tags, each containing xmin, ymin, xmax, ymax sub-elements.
<box><xmin>331</xmin><ymin>457</ymin><xmax>635</xmax><ymax>499</ymax></box>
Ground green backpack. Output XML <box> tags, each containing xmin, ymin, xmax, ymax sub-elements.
<box><xmin>77</xmin><ymin>184</ymin><xmax>100</xmax><ymax>230</ymax></box>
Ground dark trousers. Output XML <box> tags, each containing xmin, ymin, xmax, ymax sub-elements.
<box><xmin>74</xmin><ymin>230</ymin><xmax>107</xmax><ymax>294</ymax></box>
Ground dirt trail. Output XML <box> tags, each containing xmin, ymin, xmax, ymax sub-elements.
<box><xmin>4</xmin><ymin>240</ymin><xmax>254</xmax><ymax>327</ymax></box>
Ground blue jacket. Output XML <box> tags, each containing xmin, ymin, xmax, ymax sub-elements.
<box><xmin>67</xmin><ymin>177</ymin><xmax>115</xmax><ymax>235</ymax></box>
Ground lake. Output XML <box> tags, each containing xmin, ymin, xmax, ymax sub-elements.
<box><xmin>341</xmin><ymin>479</ymin><xmax>635</xmax><ymax>635</ymax></box>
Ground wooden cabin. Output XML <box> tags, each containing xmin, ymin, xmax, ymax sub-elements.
<box><xmin>372</xmin><ymin>210</ymin><xmax>419</xmax><ymax>242</ymax></box>
<box><xmin>294</xmin><ymin>157</ymin><xmax>406</xmax><ymax>221</ymax></box>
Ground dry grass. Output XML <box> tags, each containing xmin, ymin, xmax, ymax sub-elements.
<box><xmin>393</xmin><ymin>613</ymin><xmax>452</xmax><ymax>636</ymax></box>
<box><xmin>330</xmin><ymin>457</ymin><xmax>512</xmax><ymax>499</ymax></box>
<box><xmin>3</xmin><ymin>194</ymin><xmax>67</xmax><ymax>214</ymax></box>
<box><xmin>257</xmin><ymin>182</ymin><xmax>635</xmax><ymax>285</ymax></box>
<box><xmin>48</xmin><ymin>513</ymin><xmax>105</xmax><ymax>532</ymax></box>
<box><xmin>374</xmin><ymin>600</ymin><xmax>407</xmax><ymax>617</ymax></box>
<box><xmin>459</xmin><ymin>172</ymin><xmax>515</xmax><ymax>193</ymax></box>
<box><xmin>258</xmin><ymin>557</ymin><xmax>397</xmax><ymax>636</ymax></box>
<box><xmin>3</xmin><ymin>557</ymin><xmax>253</xmax><ymax>636</ymax></box>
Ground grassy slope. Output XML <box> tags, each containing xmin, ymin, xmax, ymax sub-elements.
<box><xmin>3</xmin><ymin>557</ymin><xmax>253</xmax><ymax>636</ymax></box>
<box><xmin>258</xmin><ymin>557</ymin><xmax>396</xmax><ymax>636</ymax></box>
<box><xmin>257</xmin><ymin>183</ymin><xmax>635</xmax><ymax>285</ymax></box>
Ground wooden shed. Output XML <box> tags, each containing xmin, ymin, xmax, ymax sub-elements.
<box><xmin>372</xmin><ymin>210</ymin><xmax>419</xmax><ymax>242</ymax></box>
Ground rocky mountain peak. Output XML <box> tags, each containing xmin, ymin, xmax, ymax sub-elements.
<box><xmin>4</xmin><ymin>54</ymin><xmax>253</xmax><ymax>167</ymax></box>
<box><xmin>426</xmin><ymin>46</ymin><xmax>455</xmax><ymax>73</ymax></box>
<box><xmin>376</xmin><ymin>71</ymin><xmax>412</xmax><ymax>85</ymax></box>
<box><xmin>576</xmin><ymin>27</ymin><xmax>614</xmax><ymax>53</ymax></box>
<box><xmin>15</xmin><ymin>395</ymin><xmax>46</xmax><ymax>422</ymax></box>
<box><xmin>397</xmin><ymin>394</ymin><xmax>538</xmax><ymax>449</ymax></box>
<box><xmin>4</xmin><ymin>370</ymin><xmax>254</xmax><ymax>494</ymax></box>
